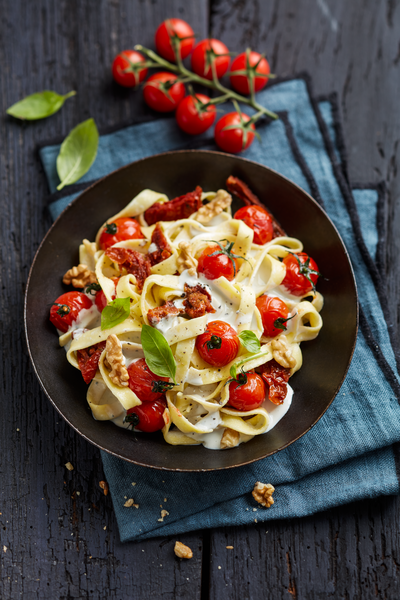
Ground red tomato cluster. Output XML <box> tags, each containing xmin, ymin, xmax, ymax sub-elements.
<box><xmin>111</xmin><ymin>18</ymin><xmax>273</xmax><ymax>154</ymax></box>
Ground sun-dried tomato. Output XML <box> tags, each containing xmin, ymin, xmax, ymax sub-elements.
<box><xmin>144</xmin><ymin>186</ymin><xmax>203</xmax><ymax>225</ymax></box>
<box><xmin>77</xmin><ymin>341</ymin><xmax>106</xmax><ymax>384</ymax></box>
<box><xmin>106</xmin><ymin>247</ymin><xmax>151</xmax><ymax>291</ymax></box>
<box><xmin>183</xmin><ymin>283</ymin><xmax>216</xmax><ymax>319</ymax></box>
<box><xmin>258</xmin><ymin>359</ymin><xmax>290</xmax><ymax>405</ymax></box>
<box><xmin>226</xmin><ymin>176</ymin><xmax>286</xmax><ymax>238</ymax></box>
<box><xmin>147</xmin><ymin>223</ymin><xmax>173</xmax><ymax>266</ymax></box>
<box><xmin>147</xmin><ymin>301</ymin><xmax>182</xmax><ymax>326</ymax></box>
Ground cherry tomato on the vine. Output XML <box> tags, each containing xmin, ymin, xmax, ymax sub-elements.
<box><xmin>126</xmin><ymin>398</ymin><xmax>167</xmax><ymax>433</ymax></box>
<box><xmin>197</xmin><ymin>241</ymin><xmax>241</xmax><ymax>281</ymax></box>
<box><xmin>143</xmin><ymin>72</ymin><xmax>185</xmax><ymax>112</ymax></box>
<box><xmin>176</xmin><ymin>94</ymin><xmax>216</xmax><ymax>135</ymax></box>
<box><xmin>191</xmin><ymin>39</ymin><xmax>230</xmax><ymax>80</ymax></box>
<box><xmin>196</xmin><ymin>321</ymin><xmax>240</xmax><ymax>368</ymax></box>
<box><xmin>50</xmin><ymin>291</ymin><xmax>93</xmax><ymax>333</ymax></box>
<box><xmin>282</xmin><ymin>252</ymin><xmax>320</xmax><ymax>296</ymax></box>
<box><xmin>228</xmin><ymin>371</ymin><xmax>266</xmax><ymax>411</ymax></box>
<box><xmin>98</xmin><ymin>217</ymin><xmax>144</xmax><ymax>250</ymax></box>
<box><xmin>112</xmin><ymin>50</ymin><xmax>148</xmax><ymax>88</ymax></box>
<box><xmin>155</xmin><ymin>18</ymin><xmax>195</xmax><ymax>63</ymax></box>
<box><xmin>233</xmin><ymin>205</ymin><xmax>273</xmax><ymax>245</ymax></box>
<box><xmin>229</xmin><ymin>51</ymin><xmax>270</xmax><ymax>95</ymax></box>
<box><xmin>256</xmin><ymin>295</ymin><xmax>290</xmax><ymax>338</ymax></box>
<box><xmin>127</xmin><ymin>358</ymin><xmax>171</xmax><ymax>403</ymax></box>
<box><xmin>214</xmin><ymin>112</ymin><xmax>255</xmax><ymax>154</ymax></box>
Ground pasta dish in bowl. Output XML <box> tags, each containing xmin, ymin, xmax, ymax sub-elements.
<box><xmin>25</xmin><ymin>150</ymin><xmax>357</xmax><ymax>470</ymax></box>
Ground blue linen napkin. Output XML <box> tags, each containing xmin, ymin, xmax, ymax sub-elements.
<box><xmin>40</xmin><ymin>77</ymin><xmax>400</xmax><ymax>542</ymax></box>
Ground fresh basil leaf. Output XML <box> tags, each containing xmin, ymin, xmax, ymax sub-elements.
<box><xmin>141</xmin><ymin>323</ymin><xmax>177</xmax><ymax>383</ymax></box>
<box><xmin>101</xmin><ymin>297</ymin><xmax>130</xmax><ymax>330</ymax></box>
<box><xmin>6</xmin><ymin>90</ymin><xmax>76</xmax><ymax>120</ymax></box>
<box><xmin>238</xmin><ymin>330</ymin><xmax>261</xmax><ymax>354</ymax></box>
<box><xmin>56</xmin><ymin>118</ymin><xmax>99</xmax><ymax>191</ymax></box>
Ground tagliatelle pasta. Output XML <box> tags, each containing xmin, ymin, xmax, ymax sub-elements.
<box><xmin>50</xmin><ymin>182</ymin><xmax>323</xmax><ymax>450</ymax></box>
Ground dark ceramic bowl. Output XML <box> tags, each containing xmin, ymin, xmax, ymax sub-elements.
<box><xmin>25</xmin><ymin>150</ymin><xmax>358</xmax><ymax>471</ymax></box>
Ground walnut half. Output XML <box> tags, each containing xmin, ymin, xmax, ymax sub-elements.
<box><xmin>220</xmin><ymin>428</ymin><xmax>240</xmax><ymax>449</ymax></box>
<box><xmin>252</xmin><ymin>482</ymin><xmax>275</xmax><ymax>508</ymax></box>
<box><xmin>63</xmin><ymin>264</ymin><xmax>97</xmax><ymax>288</ymax></box>
<box><xmin>271</xmin><ymin>335</ymin><xmax>296</xmax><ymax>369</ymax></box>
<box><xmin>196</xmin><ymin>189</ymin><xmax>232</xmax><ymax>223</ymax></box>
<box><xmin>105</xmin><ymin>334</ymin><xmax>129</xmax><ymax>387</ymax></box>
<box><xmin>177</xmin><ymin>241</ymin><xmax>198</xmax><ymax>275</ymax></box>
<box><xmin>174</xmin><ymin>541</ymin><xmax>193</xmax><ymax>559</ymax></box>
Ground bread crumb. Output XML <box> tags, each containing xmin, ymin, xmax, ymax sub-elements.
<box><xmin>218</xmin><ymin>566</ymin><xmax>222</xmax><ymax>570</ymax></box>
<box><xmin>132</xmin><ymin>482</ymin><xmax>137</xmax><ymax>486</ymax></box>
<box><xmin>3</xmin><ymin>546</ymin><xmax>7</xmax><ymax>553</ymax></box>
<box><xmin>103</xmin><ymin>526</ymin><xmax>107</xmax><ymax>530</ymax></box>
<box><xmin>226</xmin><ymin>546</ymin><xmax>234</xmax><ymax>549</ymax></box>
<box><xmin>158</xmin><ymin>509</ymin><xmax>169</xmax><ymax>522</ymax></box>
<box><xmin>65</xmin><ymin>462</ymin><xmax>74</xmax><ymax>471</ymax></box>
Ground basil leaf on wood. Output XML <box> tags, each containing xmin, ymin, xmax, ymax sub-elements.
<box><xmin>238</xmin><ymin>330</ymin><xmax>261</xmax><ymax>354</ymax></box>
<box><xmin>101</xmin><ymin>297</ymin><xmax>130</xmax><ymax>330</ymax></box>
<box><xmin>141</xmin><ymin>323</ymin><xmax>177</xmax><ymax>383</ymax></box>
<box><xmin>6</xmin><ymin>90</ymin><xmax>76</xmax><ymax>120</ymax></box>
<box><xmin>56</xmin><ymin>118</ymin><xmax>99</xmax><ymax>190</ymax></box>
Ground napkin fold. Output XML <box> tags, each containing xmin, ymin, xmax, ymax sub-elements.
<box><xmin>40</xmin><ymin>76</ymin><xmax>400</xmax><ymax>542</ymax></box>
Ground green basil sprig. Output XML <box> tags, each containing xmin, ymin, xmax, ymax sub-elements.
<box><xmin>101</xmin><ymin>297</ymin><xmax>130</xmax><ymax>331</ymax></box>
<box><xmin>238</xmin><ymin>330</ymin><xmax>261</xmax><ymax>354</ymax></box>
<box><xmin>56</xmin><ymin>118</ymin><xmax>99</xmax><ymax>190</ymax></box>
<box><xmin>6</xmin><ymin>90</ymin><xmax>76</xmax><ymax>120</ymax></box>
<box><xmin>141</xmin><ymin>323</ymin><xmax>177</xmax><ymax>383</ymax></box>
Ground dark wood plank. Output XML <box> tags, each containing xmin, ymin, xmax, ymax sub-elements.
<box><xmin>209</xmin><ymin>0</ymin><xmax>400</xmax><ymax>598</ymax></box>
<box><xmin>0</xmin><ymin>1</ymin><xmax>208</xmax><ymax>598</ymax></box>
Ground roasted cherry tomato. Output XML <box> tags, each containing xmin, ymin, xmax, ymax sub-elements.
<box><xmin>191</xmin><ymin>39</ymin><xmax>230</xmax><ymax>80</ymax></box>
<box><xmin>155</xmin><ymin>18</ymin><xmax>195</xmax><ymax>63</ymax></box>
<box><xmin>126</xmin><ymin>398</ymin><xmax>167</xmax><ymax>433</ymax></box>
<box><xmin>127</xmin><ymin>358</ymin><xmax>171</xmax><ymax>403</ymax></box>
<box><xmin>229</xmin><ymin>51</ymin><xmax>270</xmax><ymax>95</ymax></box>
<box><xmin>214</xmin><ymin>112</ymin><xmax>255</xmax><ymax>154</ymax></box>
<box><xmin>196</xmin><ymin>321</ymin><xmax>240</xmax><ymax>367</ymax></box>
<box><xmin>94</xmin><ymin>278</ymin><xmax>119</xmax><ymax>313</ymax></box>
<box><xmin>197</xmin><ymin>242</ymin><xmax>240</xmax><ymax>281</ymax></box>
<box><xmin>259</xmin><ymin>359</ymin><xmax>290</xmax><ymax>405</ymax></box>
<box><xmin>98</xmin><ymin>217</ymin><xmax>144</xmax><ymax>250</ymax></box>
<box><xmin>77</xmin><ymin>341</ymin><xmax>106</xmax><ymax>384</ymax></box>
<box><xmin>112</xmin><ymin>50</ymin><xmax>148</xmax><ymax>88</ymax></box>
<box><xmin>50</xmin><ymin>291</ymin><xmax>93</xmax><ymax>333</ymax></box>
<box><xmin>282</xmin><ymin>252</ymin><xmax>320</xmax><ymax>296</ymax></box>
<box><xmin>228</xmin><ymin>371</ymin><xmax>266</xmax><ymax>411</ymax></box>
<box><xmin>256</xmin><ymin>295</ymin><xmax>290</xmax><ymax>338</ymax></box>
<box><xmin>143</xmin><ymin>72</ymin><xmax>185</xmax><ymax>112</ymax></box>
<box><xmin>234</xmin><ymin>205</ymin><xmax>273</xmax><ymax>245</ymax></box>
<box><xmin>176</xmin><ymin>93</ymin><xmax>216</xmax><ymax>134</ymax></box>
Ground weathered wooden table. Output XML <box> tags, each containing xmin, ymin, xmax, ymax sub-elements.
<box><xmin>1</xmin><ymin>1</ymin><xmax>399</xmax><ymax>598</ymax></box>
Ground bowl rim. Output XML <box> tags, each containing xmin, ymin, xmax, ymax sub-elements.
<box><xmin>24</xmin><ymin>149</ymin><xmax>359</xmax><ymax>471</ymax></box>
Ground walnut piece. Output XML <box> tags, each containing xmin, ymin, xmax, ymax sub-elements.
<box><xmin>158</xmin><ymin>509</ymin><xmax>170</xmax><ymax>522</ymax></box>
<box><xmin>177</xmin><ymin>241</ymin><xmax>198</xmax><ymax>275</ymax></box>
<box><xmin>105</xmin><ymin>334</ymin><xmax>129</xmax><ymax>387</ymax></box>
<box><xmin>220</xmin><ymin>428</ymin><xmax>240</xmax><ymax>449</ymax></box>
<box><xmin>252</xmin><ymin>482</ymin><xmax>275</xmax><ymax>508</ymax></box>
<box><xmin>174</xmin><ymin>541</ymin><xmax>193</xmax><ymax>559</ymax></box>
<box><xmin>124</xmin><ymin>498</ymin><xmax>139</xmax><ymax>508</ymax></box>
<box><xmin>63</xmin><ymin>264</ymin><xmax>97</xmax><ymax>288</ymax></box>
<box><xmin>99</xmin><ymin>481</ymin><xmax>109</xmax><ymax>496</ymax></box>
<box><xmin>271</xmin><ymin>335</ymin><xmax>296</xmax><ymax>369</ymax></box>
<box><xmin>196</xmin><ymin>189</ymin><xmax>232</xmax><ymax>223</ymax></box>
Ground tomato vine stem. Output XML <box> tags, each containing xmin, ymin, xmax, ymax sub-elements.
<box><xmin>134</xmin><ymin>44</ymin><xmax>278</xmax><ymax>120</ymax></box>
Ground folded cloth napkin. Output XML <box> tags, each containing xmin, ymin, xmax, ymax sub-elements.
<box><xmin>40</xmin><ymin>76</ymin><xmax>400</xmax><ymax>542</ymax></box>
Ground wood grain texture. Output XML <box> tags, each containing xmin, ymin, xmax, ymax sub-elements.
<box><xmin>0</xmin><ymin>1</ymin><xmax>207</xmax><ymax>598</ymax></box>
<box><xmin>1</xmin><ymin>0</ymin><xmax>400</xmax><ymax>598</ymax></box>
